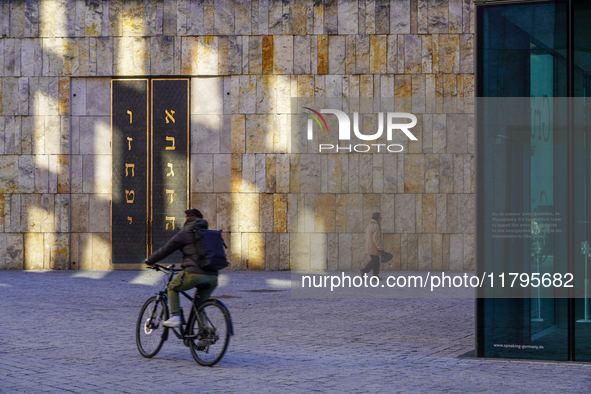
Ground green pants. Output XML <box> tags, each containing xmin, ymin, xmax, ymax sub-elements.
<box><xmin>167</xmin><ymin>271</ymin><xmax>218</xmax><ymax>316</ymax></box>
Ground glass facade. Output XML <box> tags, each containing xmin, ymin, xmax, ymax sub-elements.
<box><xmin>573</xmin><ymin>0</ymin><xmax>591</xmax><ymax>362</ymax></box>
<box><xmin>477</xmin><ymin>0</ymin><xmax>591</xmax><ymax>361</ymax></box>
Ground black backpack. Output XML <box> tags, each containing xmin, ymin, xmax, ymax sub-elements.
<box><xmin>194</xmin><ymin>229</ymin><xmax>230</xmax><ymax>271</ymax></box>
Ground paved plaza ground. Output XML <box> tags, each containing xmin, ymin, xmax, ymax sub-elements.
<box><xmin>2</xmin><ymin>269</ymin><xmax>591</xmax><ymax>393</ymax></box>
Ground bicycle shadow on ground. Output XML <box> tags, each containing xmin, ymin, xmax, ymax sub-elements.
<box><xmin>139</xmin><ymin>346</ymin><xmax>323</xmax><ymax>370</ymax></box>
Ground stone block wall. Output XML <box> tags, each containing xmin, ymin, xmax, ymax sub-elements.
<box><xmin>69</xmin><ymin>77</ymin><xmax>112</xmax><ymax>270</ymax></box>
<box><xmin>0</xmin><ymin>0</ymin><xmax>475</xmax><ymax>271</ymax></box>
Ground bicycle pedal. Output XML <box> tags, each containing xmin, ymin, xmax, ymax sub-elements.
<box><xmin>196</xmin><ymin>339</ymin><xmax>211</xmax><ymax>348</ymax></box>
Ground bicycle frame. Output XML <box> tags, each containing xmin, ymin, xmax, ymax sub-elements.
<box><xmin>137</xmin><ymin>262</ymin><xmax>234</xmax><ymax>366</ymax></box>
<box><xmin>148</xmin><ymin>264</ymin><xmax>234</xmax><ymax>343</ymax></box>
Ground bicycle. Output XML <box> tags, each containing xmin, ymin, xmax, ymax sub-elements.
<box><xmin>136</xmin><ymin>263</ymin><xmax>233</xmax><ymax>366</ymax></box>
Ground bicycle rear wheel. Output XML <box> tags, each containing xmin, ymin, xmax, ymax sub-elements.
<box><xmin>136</xmin><ymin>296</ymin><xmax>169</xmax><ymax>358</ymax></box>
<box><xmin>188</xmin><ymin>300</ymin><xmax>231</xmax><ymax>366</ymax></box>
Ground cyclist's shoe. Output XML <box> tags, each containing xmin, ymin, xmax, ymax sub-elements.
<box><xmin>358</xmin><ymin>270</ymin><xmax>364</xmax><ymax>278</ymax></box>
<box><xmin>162</xmin><ymin>316</ymin><xmax>181</xmax><ymax>328</ymax></box>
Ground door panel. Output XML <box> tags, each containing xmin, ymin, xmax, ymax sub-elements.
<box><xmin>111</xmin><ymin>79</ymin><xmax>149</xmax><ymax>264</ymax></box>
<box><xmin>111</xmin><ymin>79</ymin><xmax>189</xmax><ymax>265</ymax></box>
<box><xmin>151</xmin><ymin>79</ymin><xmax>190</xmax><ymax>262</ymax></box>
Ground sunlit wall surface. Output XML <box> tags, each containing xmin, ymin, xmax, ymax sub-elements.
<box><xmin>0</xmin><ymin>1</ymin><xmax>476</xmax><ymax>273</ymax></box>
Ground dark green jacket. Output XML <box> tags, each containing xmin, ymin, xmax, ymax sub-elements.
<box><xmin>146</xmin><ymin>217</ymin><xmax>217</xmax><ymax>275</ymax></box>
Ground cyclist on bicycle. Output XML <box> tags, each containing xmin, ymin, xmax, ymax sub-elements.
<box><xmin>145</xmin><ymin>209</ymin><xmax>218</xmax><ymax>328</ymax></box>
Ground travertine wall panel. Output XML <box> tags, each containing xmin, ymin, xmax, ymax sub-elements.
<box><xmin>5</xmin><ymin>233</ymin><xmax>23</xmax><ymax>269</ymax></box>
<box><xmin>337</xmin><ymin>233</ymin><xmax>352</xmax><ymax>271</ymax></box>
<box><xmin>0</xmin><ymin>79</ymin><xmax>72</xmax><ymax>268</ymax></box>
<box><xmin>0</xmin><ymin>0</ymin><xmax>475</xmax><ymax>271</ymax></box>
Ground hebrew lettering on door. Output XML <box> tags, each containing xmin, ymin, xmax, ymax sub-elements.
<box><xmin>112</xmin><ymin>79</ymin><xmax>189</xmax><ymax>265</ymax></box>
<box><xmin>112</xmin><ymin>79</ymin><xmax>149</xmax><ymax>264</ymax></box>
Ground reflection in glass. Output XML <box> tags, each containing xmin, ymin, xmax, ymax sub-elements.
<box><xmin>574</xmin><ymin>0</ymin><xmax>591</xmax><ymax>362</ymax></box>
<box><xmin>477</xmin><ymin>2</ymin><xmax>568</xmax><ymax>361</ymax></box>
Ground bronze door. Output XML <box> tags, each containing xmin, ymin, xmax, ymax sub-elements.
<box><xmin>111</xmin><ymin>79</ymin><xmax>189</xmax><ymax>265</ymax></box>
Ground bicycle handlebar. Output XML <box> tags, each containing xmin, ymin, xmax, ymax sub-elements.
<box><xmin>146</xmin><ymin>262</ymin><xmax>182</xmax><ymax>272</ymax></box>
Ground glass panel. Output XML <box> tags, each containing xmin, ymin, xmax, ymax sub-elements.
<box><xmin>573</xmin><ymin>0</ymin><xmax>591</xmax><ymax>362</ymax></box>
<box><xmin>477</xmin><ymin>2</ymin><xmax>568</xmax><ymax>360</ymax></box>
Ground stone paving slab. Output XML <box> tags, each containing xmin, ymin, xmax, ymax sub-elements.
<box><xmin>1</xmin><ymin>270</ymin><xmax>591</xmax><ymax>393</ymax></box>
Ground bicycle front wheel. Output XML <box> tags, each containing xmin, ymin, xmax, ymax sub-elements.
<box><xmin>188</xmin><ymin>300</ymin><xmax>231</xmax><ymax>366</ymax></box>
<box><xmin>136</xmin><ymin>296</ymin><xmax>169</xmax><ymax>358</ymax></box>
